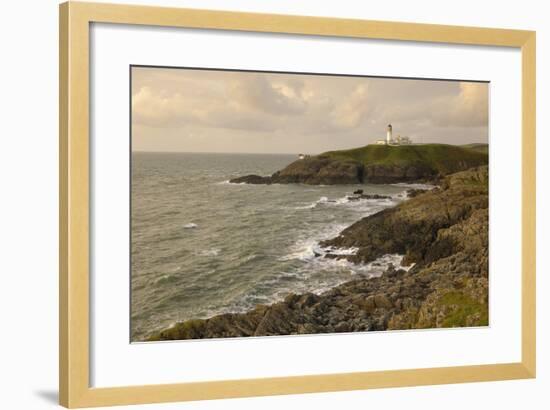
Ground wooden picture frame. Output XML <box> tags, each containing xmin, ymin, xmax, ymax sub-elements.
<box><xmin>59</xmin><ymin>1</ymin><xmax>536</xmax><ymax>407</ymax></box>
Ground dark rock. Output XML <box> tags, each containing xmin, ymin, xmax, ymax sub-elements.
<box><xmin>360</xmin><ymin>194</ymin><xmax>391</xmax><ymax>200</ymax></box>
<box><xmin>362</xmin><ymin>163</ymin><xmax>436</xmax><ymax>184</ymax></box>
<box><xmin>406</xmin><ymin>188</ymin><xmax>426</xmax><ymax>198</ymax></box>
<box><xmin>272</xmin><ymin>156</ymin><xmax>364</xmax><ymax>185</ymax></box>
<box><xmin>229</xmin><ymin>174</ymin><xmax>272</xmax><ymax>184</ymax></box>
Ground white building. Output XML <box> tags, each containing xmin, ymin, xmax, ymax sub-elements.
<box><xmin>396</xmin><ymin>135</ymin><xmax>412</xmax><ymax>145</ymax></box>
<box><xmin>375</xmin><ymin>124</ymin><xmax>412</xmax><ymax>145</ymax></box>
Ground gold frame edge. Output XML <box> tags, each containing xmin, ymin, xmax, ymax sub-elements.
<box><xmin>59</xmin><ymin>1</ymin><xmax>536</xmax><ymax>407</ymax></box>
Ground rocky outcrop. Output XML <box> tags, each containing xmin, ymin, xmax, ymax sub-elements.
<box><xmin>230</xmin><ymin>174</ymin><xmax>272</xmax><ymax>184</ymax></box>
<box><xmin>230</xmin><ymin>156</ymin><xmax>364</xmax><ymax>185</ymax></box>
<box><xmin>405</xmin><ymin>188</ymin><xmax>426</xmax><ymax>198</ymax></box>
<box><xmin>320</xmin><ymin>166</ymin><xmax>488</xmax><ymax>266</ymax></box>
<box><xmin>229</xmin><ymin>155</ymin><xmax>434</xmax><ymax>185</ymax></box>
<box><xmin>149</xmin><ymin>166</ymin><xmax>489</xmax><ymax>341</ymax></box>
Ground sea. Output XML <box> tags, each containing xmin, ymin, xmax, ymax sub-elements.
<box><xmin>131</xmin><ymin>152</ymin><xmax>426</xmax><ymax>341</ymax></box>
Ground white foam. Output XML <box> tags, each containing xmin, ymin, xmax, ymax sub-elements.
<box><xmin>293</xmin><ymin>193</ymin><xmax>399</xmax><ymax>211</ymax></box>
<box><xmin>310</xmin><ymin>252</ymin><xmax>413</xmax><ymax>279</ymax></box>
<box><xmin>321</xmin><ymin>246</ymin><xmax>359</xmax><ymax>256</ymax></box>
<box><xmin>183</xmin><ymin>223</ymin><xmax>198</xmax><ymax>229</ymax></box>
<box><xmin>293</xmin><ymin>203</ymin><xmax>317</xmax><ymax>210</ymax></box>
<box><xmin>293</xmin><ymin>196</ymin><xmax>331</xmax><ymax>210</ymax></box>
<box><xmin>279</xmin><ymin>223</ymin><xmax>348</xmax><ymax>261</ymax></box>
<box><xmin>196</xmin><ymin>248</ymin><xmax>220</xmax><ymax>257</ymax></box>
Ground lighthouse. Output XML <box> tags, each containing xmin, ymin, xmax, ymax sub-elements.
<box><xmin>375</xmin><ymin>124</ymin><xmax>413</xmax><ymax>145</ymax></box>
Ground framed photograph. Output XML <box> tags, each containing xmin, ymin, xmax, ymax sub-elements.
<box><xmin>59</xmin><ymin>1</ymin><xmax>536</xmax><ymax>408</ymax></box>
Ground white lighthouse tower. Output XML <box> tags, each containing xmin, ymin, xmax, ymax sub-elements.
<box><xmin>386</xmin><ymin>124</ymin><xmax>393</xmax><ymax>144</ymax></box>
<box><xmin>375</xmin><ymin>124</ymin><xmax>413</xmax><ymax>145</ymax></box>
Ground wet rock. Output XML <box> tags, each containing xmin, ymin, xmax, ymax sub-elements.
<box><xmin>360</xmin><ymin>194</ymin><xmax>392</xmax><ymax>199</ymax></box>
<box><xmin>229</xmin><ymin>174</ymin><xmax>272</xmax><ymax>184</ymax></box>
<box><xmin>406</xmin><ymin>188</ymin><xmax>426</xmax><ymax>198</ymax></box>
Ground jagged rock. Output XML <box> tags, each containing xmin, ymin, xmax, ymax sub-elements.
<box><xmin>360</xmin><ymin>194</ymin><xmax>391</xmax><ymax>199</ymax></box>
<box><xmin>320</xmin><ymin>166</ymin><xmax>488</xmax><ymax>266</ymax></box>
<box><xmin>406</xmin><ymin>188</ymin><xmax>426</xmax><ymax>198</ymax></box>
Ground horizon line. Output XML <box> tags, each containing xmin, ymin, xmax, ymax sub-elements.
<box><xmin>132</xmin><ymin>142</ymin><xmax>489</xmax><ymax>156</ymax></box>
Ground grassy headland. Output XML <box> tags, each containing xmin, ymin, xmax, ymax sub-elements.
<box><xmin>324</xmin><ymin>143</ymin><xmax>487</xmax><ymax>174</ymax></box>
<box><xmin>230</xmin><ymin>143</ymin><xmax>488</xmax><ymax>185</ymax></box>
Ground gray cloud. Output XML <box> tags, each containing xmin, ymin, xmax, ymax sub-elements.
<box><xmin>132</xmin><ymin>67</ymin><xmax>488</xmax><ymax>153</ymax></box>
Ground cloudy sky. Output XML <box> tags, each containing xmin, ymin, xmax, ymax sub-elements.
<box><xmin>131</xmin><ymin>66</ymin><xmax>488</xmax><ymax>154</ymax></box>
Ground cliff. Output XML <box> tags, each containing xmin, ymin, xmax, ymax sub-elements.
<box><xmin>148</xmin><ymin>166</ymin><xmax>489</xmax><ymax>340</ymax></box>
<box><xmin>230</xmin><ymin>143</ymin><xmax>488</xmax><ymax>185</ymax></box>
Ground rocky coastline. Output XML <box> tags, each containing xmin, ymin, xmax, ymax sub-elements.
<box><xmin>148</xmin><ymin>165</ymin><xmax>489</xmax><ymax>341</ymax></box>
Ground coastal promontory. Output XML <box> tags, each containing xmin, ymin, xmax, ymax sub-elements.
<box><xmin>230</xmin><ymin>143</ymin><xmax>488</xmax><ymax>185</ymax></box>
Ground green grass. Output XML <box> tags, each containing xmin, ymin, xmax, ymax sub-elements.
<box><xmin>322</xmin><ymin>143</ymin><xmax>488</xmax><ymax>175</ymax></box>
<box><xmin>438</xmin><ymin>291</ymin><xmax>488</xmax><ymax>327</ymax></box>
<box><xmin>460</xmin><ymin>143</ymin><xmax>489</xmax><ymax>154</ymax></box>
<box><xmin>147</xmin><ymin>319</ymin><xmax>206</xmax><ymax>341</ymax></box>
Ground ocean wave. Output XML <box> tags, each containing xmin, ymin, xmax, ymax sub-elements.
<box><xmin>293</xmin><ymin>203</ymin><xmax>318</xmax><ymax>210</ymax></box>
<box><xmin>153</xmin><ymin>274</ymin><xmax>179</xmax><ymax>285</ymax></box>
<box><xmin>242</xmin><ymin>254</ymin><xmax>258</xmax><ymax>262</ymax></box>
<box><xmin>279</xmin><ymin>223</ymin><xmax>349</xmax><ymax>261</ymax></box>
<box><xmin>183</xmin><ymin>223</ymin><xmax>198</xmax><ymax>229</ymax></box>
<box><xmin>292</xmin><ymin>196</ymin><xmax>329</xmax><ymax>209</ymax></box>
<box><xmin>303</xmin><ymin>252</ymin><xmax>413</xmax><ymax>281</ymax></box>
<box><xmin>235</xmin><ymin>252</ymin><xmax>414</xmax><ymax>314</ymax></box>
<box><xmin>292</xmin><ymin>194</ymin><xmax>399</xmax><ymax>211</ymax></box>
<box><xmin>195</xmin><ymin>248</ymin><xmax>220</xmax><ymax>257</ymax></box>
<box><xmin>320</xmin><ymin>246</ymin><xmax>359</xmax><ymax>256</ymax></box>
<box><xmin>281</xmin><ymin>224</ymin><xmax>413</xmax><ymax>278</ymax></box>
